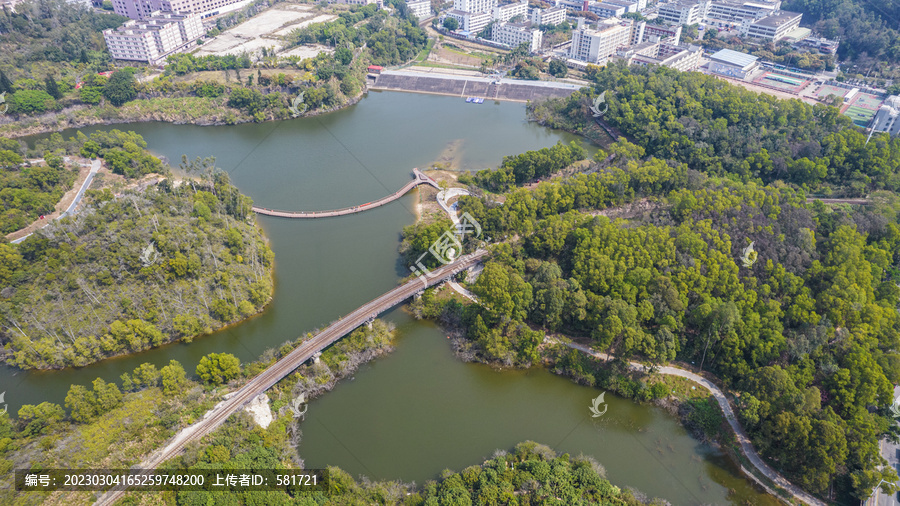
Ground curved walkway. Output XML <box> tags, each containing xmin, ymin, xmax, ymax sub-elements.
<box><xmin>553</xmin><ymin>338</ymin><xmax>825</xmax><ymax>506</ymax></box>
<box><xmin>252</xmin><ymin>168</ymin><xmax>439</xmax><ymax>218</ymax></box>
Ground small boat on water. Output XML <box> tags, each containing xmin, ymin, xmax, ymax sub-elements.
<box><xmin>465</xmin><ymin>97</ymin><xmax>485</xmax><ymax>104</ymax></box>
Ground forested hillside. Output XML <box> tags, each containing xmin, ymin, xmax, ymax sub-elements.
<box><xmin>402</xmin><ymin>68</ymin><xmax>900</xmax><ymax>499</ymax></box>
<box><xmin>431</xmin><ymin>155</ymin><xmax>899</xmax><ymax>500</ymax></box>
<box><xmin>529</xmin><ymin>64</ymin><xmax>900</xmax><ymax>197</ymax></box>
<box><xmin>0</xmin><ymin>165</ymin><xmax>273</xmax><ymax>369</ymax></box>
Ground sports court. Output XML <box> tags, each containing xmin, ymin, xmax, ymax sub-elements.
<box><xmin>814</xmin><ymin>84</ymin><xmax>849</xmax><ymax>100</ymax></box>
<box><xmin>751</xmin><ymin>71</ymin><xmax>809</xmax><ymax>93</ymax></box>
<box><xmin>841</xmin><ymin>91</ymin><xmax>884</xmax><ymax>126</ymax></box>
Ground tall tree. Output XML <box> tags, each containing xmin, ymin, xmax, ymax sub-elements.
<box><xmin>44</xmin><ymin>75</ymin><xmax>61</xmax><ymax>99</ymax></box>
<box><xmin>0</xmin><ymin>69</ymin><xmax>12</xmax><ymax>94</ymax></box>
<box><xmin>103</xmin><ymin>70</ymin><xmax>136</xmax><ymax>106</ymax></box>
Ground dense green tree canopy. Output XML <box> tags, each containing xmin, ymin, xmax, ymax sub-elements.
<box><xmin>196</xmin><ymin>353</ymin><xmax>241</xmax><ymax>385</ymax></box>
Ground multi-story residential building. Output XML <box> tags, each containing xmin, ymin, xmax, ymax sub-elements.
<box><xmin>447</xmin><ymin>9</ymin><xmax>494</xmax><ymax>31</ymax></box>
<box><xmin>588</xmin><ymin>2</ymin><xmax>627</xmax><ymax>18</ymax></box>
<box><xmin>103</xmin><ymin>10</ymin><xmax>203</xmax><ymax>63</ymax></box>
<box><xmin>530</xmin><ymin>6</ymin><xmax>566</xmax><ymax>26</ymax></box>
<box><xmin>871</xmin><ymin>96</ymin><xmax>900</xmax><ymax>137</ymax></box>
<box><xmin>446</xmin><ymin>0</ymin><xmax>496</xmax><ymax>32</ymax></box>
<box><xmin>111</xmin><ymin>0</ymin><xmax>253</xmax><ymax>20</ymax></box>
<box><xmin>494</xmin><ymin>0</ymin><xmax>528</xmax><ymax>22</ymax></box>
<box><xmin>616</xmin><ymin>41</ymin><xmax>702</xmax><ymax>71</ymax></box>
<box><xmin>455</xmin><ymin>0</ymin><xmax>495</xmax><ymax>14</ymax></box>
<box><xmin>569</xmin><ymin>18</ymin><xmax>635</xmax><ymax>64</ymax></box>
<box><xmin>331</xmin><ymin>0</ymin><xmax>379</xmax><ymax>6</ymax></box>
<box><xmin>657</xmin><ymin>1</ymin><xmax>705</xmax><ymax>25</ymax></box>
<box><xmin>603</xmin><ymin>0</ymin><xmax>638</xmax><ymax>12</ymax></box>
<box><xmin>406</xmin><ymin>0</ymin><xmax>432</xmax><ymax>19</ymax></box>
<box><xmin>741</xmin><ymin>10</ymin><xmax>801</xmax><ymax>40</ymax></box>
<box><xmin>704</xmin><ymin>0</ymin><xmax>776</xmax><ymax>25</ymax></box>
<box><xmin>492</xmin><ymin>21</ymin><xmax>542</xmax><ymax>51</ymax></box>
<box><xmin>638</xmin><ymin>21</ymin><xmax>682</xmax><ymax>45</ymax></box>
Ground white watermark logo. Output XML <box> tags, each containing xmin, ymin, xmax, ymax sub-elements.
<box><xmin>590</xmin><ymin>91</ymin><xmax>608</xmax><ymax>118</ymax></box>
<box><xmin>740</xmin><ymin>241</ymin><xmax>758</xmax><ymax>268</ymax></box>
<box><xmin>890</xmin><ymin>395</ymin><xmax>900</xmax><ymax>418</ymax></box>
<box><xmin>589</xmin><ymin>392</ymin><xmax>607</xmax><ymax>417</ymax></box>
<box><xmin>0</xmin><ymin>92</ymin><xmax>7</xmax><ymax>114</ymax></box>
<box><xmin>139</xmin><ymin>242</ymin><xmax>160</xmax><ymax>267</ymax></box>
<box><xmin>289</xmin><ymin>92</ymin><xmax>307</xmax><ymax>118</ymax></box>
<box><xmin>410</xmin><ymin>212</ymin><xmax>485</xmax><ymax>285</ymax></box>
<box><xmin>289</xmin><ymin>393</ymin><xmax>308</xmax><ymax>419</ymax></box>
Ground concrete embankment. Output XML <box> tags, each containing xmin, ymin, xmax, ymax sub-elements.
<box><xmin>370</xmin><ymin>70</ymin><xmax>583</xmax><ymax>102</ymax></box>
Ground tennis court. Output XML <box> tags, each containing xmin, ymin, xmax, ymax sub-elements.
<box><xmin>846</xmin><ymin>92</ymin><xmax>884</xmax><ymax>110</ymax></box>
<box><xmin>814</xmin><ymin>84</ymin><xmax>849</xmax><ymax>100</ymax></box>
<box><xmin>751</xmin><ymin>71</ymin><xmax>809</xmax><ymax>93</ymax></box>
<box><xmin>841</xmin><ymin>104</ymin><xmax>877</xmax><ymax>125</ymax></box>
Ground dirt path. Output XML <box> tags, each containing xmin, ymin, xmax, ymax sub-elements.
<box><xmin>551</xmin><ymin>337</ymin><xmax>826</xmax><ymax>506</ymax></box>
<box><xmin>4</xmin><ymin>158</ymin><xmax>97</xmax><ymax>243</ymax></box>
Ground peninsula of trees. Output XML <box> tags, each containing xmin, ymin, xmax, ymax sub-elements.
<box><xmin>0</xmin><ymin>133</ymin><xmax>274</xmax><ymax>369</ymax></box>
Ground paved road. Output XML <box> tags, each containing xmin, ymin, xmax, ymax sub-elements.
<box><xmin>554</xmin><ymin>339</ymin><xmax>825</xmax><ymax>506</ymax></box>
<box><xmin>61</xmin><ymin>158</ymin><xmax>101</xmax><ymax>217</ymax></box>
<box><xmin>252</xmin><ymin>169</ymin><xmax>439</xmax><ymax>218</ymax></box>
<box><xmin>94</xmin><ymin>250</ymin><xmax>487</xmax><ymax>505</ymax></box>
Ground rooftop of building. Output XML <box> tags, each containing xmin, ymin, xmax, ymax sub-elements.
<box><xmin>884</xmin><ymin>95</ymin><xmax>900</xmax><ymax>110</ymax></box>
<box><xmin>660</xmin><ymin>1</ymin><xmax>701</xmax><ymax>9</ymax></box>
<box><xmin>782</xmin><ymin>26</ymin><xmax>810</xmax><ymax>41</ymax></box>
<box><xmin>709</xmin><ymin>48</ymin><xmax>759</xmax><ymax>67</ymax></box>
<box><xmin>499</xmin><ymin>20</ymin><xmax>534</xmax><ymax>28</ymax></box>
<box><xmin>752</xmin><ymin>10</ymin><xmax>801</xmax><ymax>27</ymax></box>
<box><xmin>708</xmin><ymin>0</ymin><xmax>774</xmax><ymax>8</ymax></box>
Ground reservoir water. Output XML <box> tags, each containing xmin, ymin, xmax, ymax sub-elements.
<box><xmin>11</xmin><ymin>90</ymin><xmax>777</xmax><ymax>504</ymax></box>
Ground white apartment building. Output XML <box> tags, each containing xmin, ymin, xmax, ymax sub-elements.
<box><xmin>494</xmin><ymin>0</ymin><xmax>528</xmax><ymax>22</ymax></box>
<box><xmin>103</xmin><ymin>10</ymin><xmax>202</xmax><ymax>63</ymax></box>
<box><xmin>705</xmin><ymin>0</ymin><xmax>775</xmax><ymax>25</ymax></box>
<box><xmin>589</xmin><ymin>2</ymin><xmax>626</xmax><ymax>17</ymax></box>
<box><xmin>658</xmin><ymin>1</ymin><xmax>705</xmax><ymax>25</ymax></box>
<box><xmin>111</xmin><ymin>0</ymin><xmax>253</xmax><ymax>20</ymax></box>
<box><xmin>406</xmin><ymin>0</ymin><xmax>432</xmax><ymax>19</ymax></box>
<box><xmin>492</xmin><ymin>21</ymin><xmax>542</xmax><ymax>51</ymax></box>
<box><xmin>331</xmin><ymin>0</ymin><xmax>379</xmax><ymax>5</ymax></box>
<box><xmin>741</xmin><ymin>10</ymin><xmax>801</xmax><ymax>40</ymax></box>
<box><xmin>569</xmin><ymin>18</ymin><xmax>635</xmax><ymax>64</ymax></box>
<box><xmin>455</xmin><ymin>0</ymin><xmax>495</xmax><ymax>14</ymax></box>
<box><xmin>871</xmin><ymin>96</ymin><xmax>900</xmax><ymax>137</ymax></box>
<box><xmin>530</xmin><ymin>6</ymin><xmax>566</xmax><ymax>26</ymax></box>
<box><xmin>637</xmin><ymin>21</ymin><xmax>682</xmax><ymax>44</ymax></box>
<box><xmin>447</xmin><ymin>9</ymin><xmax>493</xmax><ymax>31</ymax></box>
<box><xmin>618</xmin><ymin>42</ymin><xmax>702</xmax><ymax>71</ymax></box>
<box><xmin>603</xmin><ymin>0</ymin><xmax>638</xmax><ymax>12</ymax></box>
